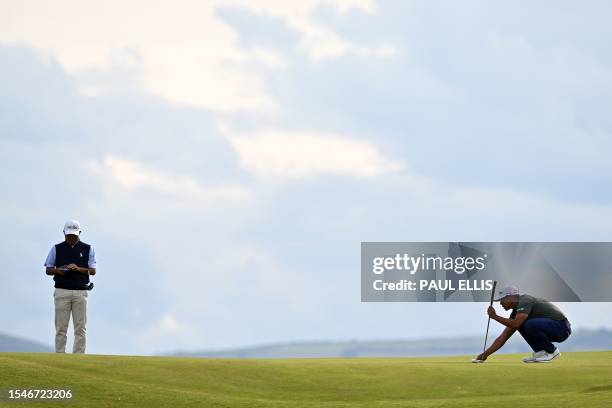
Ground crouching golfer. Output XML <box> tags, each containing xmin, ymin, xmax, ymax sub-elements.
<box><xmin>475</xmin><ymin>286</ymin><xmax>571</xmax><ymax>363</ymax></box>
<box><xmin>44</xmin><ymin>220</ymin><xmax>96</xmax><ymax>354</ymax></box>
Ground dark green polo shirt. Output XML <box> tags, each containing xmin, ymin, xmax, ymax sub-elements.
<box><xmin>510</xmin><ymin>294</ymin><xmax>568</xmax><ymax>321</ymax></box>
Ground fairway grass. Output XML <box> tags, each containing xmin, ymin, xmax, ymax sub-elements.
<box><xmin>1</xmin><ymin>351</ymin><xmax>611</xmax><ymax>407</ymax></box>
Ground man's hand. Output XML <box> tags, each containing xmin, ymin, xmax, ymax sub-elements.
<box><xmin>47</xmin><ymin>266</ymin><xmax>69</xmax><ymax>276</ymax></box>
<box><xmin>476</xmin><ymin>353</ymin><xmax>487</xmax><ymax>361</ymax></box>
<box><xmin>487</xmin><ymin>306</ymin><xmax>497</xmax><ymax>318</ymax></box>
<box><xmin>66</xmin><ymin>263</ymin><xmax>90</xmax><ymax>275</ymax></box>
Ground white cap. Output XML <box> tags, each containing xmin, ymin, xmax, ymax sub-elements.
<box><xmin>63</xmin><ymin>219</ymin><xmax>81</xmax><ymax>236</ymax></box>
<box><xmin>493</xmin><ymin>285</ymin><xmax>520</xmax><ymax>301</ymax></box>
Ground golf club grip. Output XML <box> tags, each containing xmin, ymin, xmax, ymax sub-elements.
<box><xmin>489</xmin><ymin>281</ymin><xmax>497</xmax><ymax>306</ymax></box>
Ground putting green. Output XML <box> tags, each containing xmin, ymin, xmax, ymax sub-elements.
<box><xmin>1</xmin><ymin>351</ymin><xmax>610</xmax><ymax>407</ymax></box>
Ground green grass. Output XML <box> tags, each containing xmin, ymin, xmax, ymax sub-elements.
<box><xmin>1</xmin><ymin>352</ymin><xmax>611</xmax><ymax>407</ymax></box>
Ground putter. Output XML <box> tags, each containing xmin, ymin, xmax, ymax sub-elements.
<box><xmin>472</xmin><ymin>280</ymin><xmax>497</xmax><ymax>363</ymax></box>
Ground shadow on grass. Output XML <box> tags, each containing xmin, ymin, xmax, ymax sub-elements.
<box><xmin>583</xmin><ymin>384</ymin><xmax>612</xmax><ymax>393</ymax></box>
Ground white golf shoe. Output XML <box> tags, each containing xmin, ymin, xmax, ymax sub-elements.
<box><xmin>523</xmin><ymin>348</ymin><xmax>561</xmax><ymax>363</ymax></box>
<box><xmin>534</xmin><ymin>348</ymin><xmax>561</xmax><ymax>363</ymax></box>
<box><xmin>522</xmin><ymin>350</ymin><xmax>546</xmax><ymax>363</ymax></box>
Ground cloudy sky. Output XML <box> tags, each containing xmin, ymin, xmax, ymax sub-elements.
<box><xmin>1</xmin><ymin>0</ymin><xmax>612</xmax><ymax>355</ymax></box>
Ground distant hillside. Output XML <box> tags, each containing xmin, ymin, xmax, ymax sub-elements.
<box><xmin>167</xmin><ymin>327</ymin><xmax>612</xmax><ymax>358</ymax></box>
<box><xmin>0</xmin><ymin>332</ymin><xmax>52</xmax><ymax>352</ymax></box>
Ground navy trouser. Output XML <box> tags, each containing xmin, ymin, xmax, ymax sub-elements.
<box><xmin>518</xmin><ymin>318</ymin><xmax>571</xmax><ymax>353</ymax></box>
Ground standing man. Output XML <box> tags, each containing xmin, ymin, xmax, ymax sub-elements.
<box><xmin>475</xmin><ymin>286</ymin><xmax>571</xmax><ymax>363</ymax></box>
<box><xmin>44</xmin><ymin>220</ymin><xmax>97</xmax><ymax>354</ymax></box>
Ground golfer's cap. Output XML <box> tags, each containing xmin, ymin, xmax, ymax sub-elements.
<box><xmin>63</xmin><ymin>219</ymin><xmax>81</xmax><ymax>236</ymax></box>
<box><xmin>494</xmin><ymin>285</ymin><xmax>520</xmax><ymax>301</ymax></box>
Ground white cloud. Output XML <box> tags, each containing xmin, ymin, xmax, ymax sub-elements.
<box><xmin>0</xmin><ymin>1</ymin><xmax>274</xmax><ymax>111</ymax></box>
<box><xmin>226</xmin><ymin>0</ymin><xmax>395</xmax><ymax>61</ymax></box>
<box><xmin>225</xmin><ymin>129</ymin><xmax>404</xmax><ymax>180</ymax></box>
<box><xmin>159</xmin><ymin>312</ymin><xmax>185</xmax><ymax>332</ymax></box>
<box><xmin>296</xmin><ymin>25</ymin><xmax>396</xmax><ymax>61</ymax></box>
<box><xmin>249</xmin><ymin>47</ymin><xmax>288</xmax><ymax>69</ymax></box>
<box><xmin>0</xmin><ymin>0</ymin><xmax>395</xmax><ymax>111</ymax></box>
<box><xmin>334</xmin><ymin>0</ymin><xmax>377</xmax><ymax>14</ymax></box>
<box><xmin>90</xmin><ymin>155</ymin><xmax>252</xmax><ymax>204</ymax></box>
<box><xmin>135</xmin><ymin>312</ymin><xmax>193</xmax><ymax>351</ymax></box>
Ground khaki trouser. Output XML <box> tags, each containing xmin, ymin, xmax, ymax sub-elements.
<box><xmin>53</xmin><ymin>288</ymin><xmax>88</xmax><ymax>354</ymax></box>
